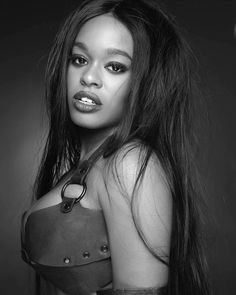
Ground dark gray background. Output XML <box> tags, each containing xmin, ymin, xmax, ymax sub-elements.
<box><xmin>0</xmin><ymin>0</ymin><xmax>235</xmax><ymax>294</ymax></box>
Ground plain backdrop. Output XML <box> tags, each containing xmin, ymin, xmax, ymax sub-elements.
<box><xmin>0</xmin><ymin>1</ymin><xmax>235</xmax><ymax>294</ymax></box>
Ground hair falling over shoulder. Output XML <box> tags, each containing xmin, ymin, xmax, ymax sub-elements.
<box><xmin>34</xmin><ymin>0</ymin><xmax>210</xmax><ymax>294</ymax></box>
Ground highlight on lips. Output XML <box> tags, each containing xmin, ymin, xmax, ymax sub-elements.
<box><xmin>72</xmin><ymin>90</ymin><xmax>103</xmax><ymax>113</ymax></box>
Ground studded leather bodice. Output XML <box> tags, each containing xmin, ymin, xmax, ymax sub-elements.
<box><xmin>21</xmin><ymin>201</ymin><xmax>112</xmax><ymax>295</ymax></box>
<box><xmin>21</xmin><ymin>138</ymin><xmax>168</xmax><ymax>295</ymax></box>
<box><xmin>21</xmin><ymin>140</ymin><xmax>112</xmax><ymax>295</ymax></box>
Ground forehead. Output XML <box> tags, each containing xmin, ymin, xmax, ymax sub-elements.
<box><xmin>74</xmin><ymin>14</ymin><xmax>133</xmax><ymax>56</ymax></box>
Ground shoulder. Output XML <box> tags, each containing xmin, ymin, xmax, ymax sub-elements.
<box><xmin>100</xmin><ymin>140</ymin><xmax>171</xmax><ymax>205</ymax></box>
<box><xmin>98</xmin><ymin>141</ymin><xmax>172</xmax><ymax>287</ymax></box>
<box><xmin>99</xmin><ymin>141</ymin><xmax>172</xmax><ymax>249</ymax></box>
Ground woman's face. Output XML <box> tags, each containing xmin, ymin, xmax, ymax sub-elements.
<box><xmin>67</xmin><ymin>13</ymin><xmax>133</xmax><ymax>131</ymax></box>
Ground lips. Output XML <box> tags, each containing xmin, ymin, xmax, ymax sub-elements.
<box><xmin>73</xmin><ymin>91</ymin><xmax>102</xmax><ymax>106</ymax></box>
<box><xmin>72</xmin><ymin>90</ymin><xmax>102</xmax><ymax>113</ymax></box>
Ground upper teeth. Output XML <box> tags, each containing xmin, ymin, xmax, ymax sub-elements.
<box><xmin>80</xmin><ymin>97</ymin><xmax>96</xmax><ymax>105</ymax></box>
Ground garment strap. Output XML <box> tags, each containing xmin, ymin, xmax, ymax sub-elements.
<box><xmin>60</xmin><ymin>137</ymin><xmax>110</xmax><ymax>213</ymax></box>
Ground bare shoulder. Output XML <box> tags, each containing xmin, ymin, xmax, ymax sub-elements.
<box><xmin>100</xmin><ymin>140</ymin><xmax>171</xmax><ymax>207</ymax></box>
<box><xmin>98</xmin><ymin>141</ymin><xmax>172</xmax><ymax>288</ymax></box>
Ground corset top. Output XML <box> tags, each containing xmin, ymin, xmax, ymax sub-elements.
<box><xmin>21</xmin><ymin>201</ymin><xmax>112</xmax><ymax>295</ymax></box>
<box><xmin>21</xmin><ymin>141</ymin><xmax>113</xmax><ymax>295</ymax></box>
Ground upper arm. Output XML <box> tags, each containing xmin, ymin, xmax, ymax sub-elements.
<box><xmin>99</xmin><ymin>144</ymin><xmax>172</xmax><ymax>288</ymax></box>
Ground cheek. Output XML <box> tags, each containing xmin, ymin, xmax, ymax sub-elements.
<box><xmin>110</xmin><ymin>77</ymin><xmax>131</xmax><ymax>103</ymax></box>
<box><xmin>67</xmin><ymin>68</ymin><xmax>80</xmax><ymax>94</ymax></box>
<box><xmin>118</xmin><ymin>80</ymin><xmax>131</xmax><ymax>105</ymax></box>
<box><xmin>67</xmin><ymin>72</ymin><xmax>73</xmax><ymax>95</ymax></box>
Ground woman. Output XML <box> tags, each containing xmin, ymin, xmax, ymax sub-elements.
<box><xmin>21</xmin><ymin>0</ymin><xmax>210</xmax><ymax>294</ymax></box>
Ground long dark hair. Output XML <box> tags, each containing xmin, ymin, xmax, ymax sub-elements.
<box><xmin>34</xmin><ymin>0</ymin><xmax>209</xmax><ymax>294</ymax></box>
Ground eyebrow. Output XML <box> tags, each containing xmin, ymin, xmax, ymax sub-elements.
<box><xmin>73</xmin><ymin>41</ymin><xmax>132</xmax><ymax>61</ymax></box>
<box><xmin>106</xmin><ymin>48</ymin><xmax>132</xmax><ymax>61</ymax></box>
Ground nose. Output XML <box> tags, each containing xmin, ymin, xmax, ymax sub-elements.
<box><xmin>80</xmin><ymin>65</ymin><xmax>103</xmax><ymax>88</ymax></box>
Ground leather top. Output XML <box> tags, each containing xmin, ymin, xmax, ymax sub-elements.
<box><xmin>21</xmin><ymin>138</ymin><xmax>167</xmax><ymax>295</ymax></box>
<box><xmin>21</xmin><ymin>202</ymin><xmax>112</xmax><ymax>295</ymax></box>
<box><xmin>21</xmin><ymin>139</ymin><xmax>112</xmax><ymax>295</ymax></box>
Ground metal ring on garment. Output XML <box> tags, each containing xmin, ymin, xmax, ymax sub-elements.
<box><xmin>61</xmin><ymin>180</ymin><xmax>87</xmax><ymax>203</ymax></box>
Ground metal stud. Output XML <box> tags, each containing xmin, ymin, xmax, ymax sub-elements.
<box><xmin>63</xmin><ymin>257</ymin><xmax>71</xmax><ymax>264</ymax></box>
<box><xmin>100</xmin><ymin>244</ymin><xmax>109</xmax><ymax>253</ymax></box>
<box><xmin>83</xmin><ymin>251</ymin><xmax>90</xmax><ymax>258</ymax></box>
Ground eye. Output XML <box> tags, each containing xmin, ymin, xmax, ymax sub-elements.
<box><xmin>69</xmin><ymin>54</ymin><xmax>88</xmax><ymax>66</ymax></box>
<box><xmin>106</xmin><ymin>62</ymin><xmax>127</xmax><ymax>74</ymax></box>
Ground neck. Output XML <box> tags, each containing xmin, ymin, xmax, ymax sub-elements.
<box><xmin>79</xmin><ymin>127</ymin><xmax>114</xmax><ymax>161</ymax></box>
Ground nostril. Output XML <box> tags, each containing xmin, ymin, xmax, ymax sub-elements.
<box><xmin>80</xmin><ymin>77</ymin><xmax>86</xmax><ymax>86</ymax></box>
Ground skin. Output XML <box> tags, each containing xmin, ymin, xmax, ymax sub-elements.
<box><xmin>24</xmin><ymin>13</ymin><xmax>171</xmax><ymax>293</ymax></box>
<box><xmin>67</xmin><ymin>13</ymin><xmax>133</xmax><ymax>158</ymax></box>
<box><xmin>66</xmin><ymin>16</ymin><xmax>171</xmax><ymax>288</ymax></box>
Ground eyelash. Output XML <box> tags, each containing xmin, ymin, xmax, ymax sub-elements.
<box><xmin>106</xmin><ymin>62</ymin><xmax>127</xmax><ymax>73</ymax></box>
<box><xmin>69</xmin><ymin>54</ymin><xmax>128</xmax><ymax>74</ymax></box>
<box><xmin>69</xmin><ymin>55</ymin><xmax>88</xmax><ymax>66</ymax></box>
